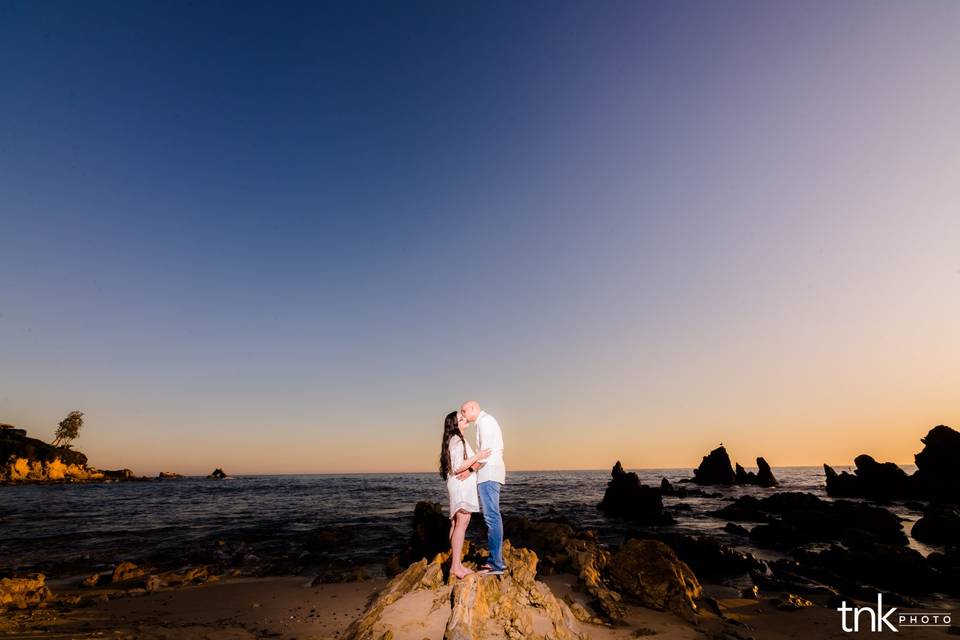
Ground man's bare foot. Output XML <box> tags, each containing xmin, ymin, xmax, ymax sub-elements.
<box><xmin>451</xmin><ymin>567</ymin><xmax>474</xmax><ymax>579</ymax></box>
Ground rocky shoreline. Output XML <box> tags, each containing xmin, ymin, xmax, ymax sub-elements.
<box><xmin>2</xmin><ymin>423</ymin><xmax>958</xmax><ymax>637</ymax></box>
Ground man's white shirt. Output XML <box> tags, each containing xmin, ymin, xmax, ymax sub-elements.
<box><xmin>475</xmin><ymin>410</ymin><xmax>506</xmax><ymax>484</ymax></box>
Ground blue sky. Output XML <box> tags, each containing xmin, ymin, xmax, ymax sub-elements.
<box><xmin>2</xmin><ymin>1</ymin><xmax>958</xmax><ymax>474</ymax></box>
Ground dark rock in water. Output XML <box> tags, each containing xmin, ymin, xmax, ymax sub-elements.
<box><xmin>712</xmin><ymin>491</ymin><xmax>906</xmax><ymax>548</ymax></box>
<box><xmin>598</xmin><ymin>462</ymin><xmax>674</xmax><ymax>525</ymax></box>
<box><xmin>692</xmin><ymin>446</ymin><xmax>736</xmax><ymax>485</ymax></box>
<box><xmin>725</xmin><ymin>522</ymin><xmax>750</xmax><ymax>537</ymax></box>
<box><xmin>823</xmin><ymin>464</ymin><xmax>860</xmax><ymax>496</ymax></box>
<box><xmin>824</xmin><ymin>425</ymin><xmax>960</xmax><ymax>504</ymax></box>
<box><xmin>660</xmin><ymin>477</ymin><xmax>676</xmax><ymax>495</ymax></box>
<box><xmin>823</xmin><ymin>455</ymin><xmax>909</xmax><ymax>501</ymax></box>
<box><xmin>794</xmin><ymin>542</ymin><xmax>939</xmax><ymax>597</ymax></box>
<box><xmin>158</xmin><ymin>471</ymin><xmax>184</xmax><ymax>479</ymax></box>
<box><xmin>102</xmin><ymin>468</ymin><xmax>136</xmax><ymax>480</ymax></box>
<box><xmin>608</xmin><ymin>538</ymin><xmax>702</xmax><ymax>622</ymax></box>
<box><xmin>912</xmin><ymin>424</ymin><xmax>960</xmax><ymax>504</ymax></box>
<box><xmin>207</xmin><ymin>468</ymin><xmax>228</xmax><ymax>479</ymax></box>
<box><xmin>734</xmin><ymin>458</ymin><xmax>780</xmax><ymax>487</ymax></box>
<box><xmin>926</xmin><ymin>547</ymin><xmax>960</xmax><ymax>596</ymax></box>
<box><xmin>911</xmin><ymin>504</ymin><xmax>960</xmax><ymax>545</ymax></box>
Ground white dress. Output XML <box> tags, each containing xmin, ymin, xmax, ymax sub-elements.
<box><xmin>446</xmin><ymin>437</ymin><xmax>480</xmax><ymax>519</ymax></box>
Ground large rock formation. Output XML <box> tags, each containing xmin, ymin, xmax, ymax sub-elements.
<box><xmin>692</xmin><ymin>446</ymin><xmax>736</xmax><ymax>485</ymax></box>
<box><xmin>387</xmin><ymin>501</ymin><xmax>452</xmax><ymax>574</ymax></box>
<box><xmin>0</xmin><ymin>425</ymin><xmax>113</xmax><ymax>482</ymax></box>
<box><xmin>824</xmin><ymin>425</ymin><xmax>960</xmax><ymax>504</ymax></box>
<box><xmin>344</xmin><ymin>542</ymin><xmax>587</xmax><ymax>640</ymax></box>
<box><xmin>823</xmin><ymin>455</ymin><xmax>910</xmax><ymax>501</ymax></box>
<box><xmin>912</xmin><ymin>424</ymin><xmax>960</xmax><ymax>503</ymax></box>
<box><xmin>598</xmin><ymin>462</ymin><xmax>674</xmax><ymax>525</ymax></box>
<box><xmin>911</xmin><ymin>504</ymin><xmax>960</xmax><ymax>545</ymax></box>
<box><xmin>608</xmin><ymin>539</ymin><xmax>701</xmax><ymax>622</ymax></box>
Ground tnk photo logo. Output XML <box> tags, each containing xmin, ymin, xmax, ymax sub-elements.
<box><xmin>837</xmin><ymin>594</ymin><xmax>952</xmax><ymax>633</ymax></box>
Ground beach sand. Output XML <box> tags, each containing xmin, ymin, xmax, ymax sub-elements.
<box><xmin>1</xmin><ymin>574</ymin><xmax>955</xmax><ymax>639</ymax></box>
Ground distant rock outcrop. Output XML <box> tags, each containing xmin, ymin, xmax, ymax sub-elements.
<box><xmin>912</xmin><ymin>424</ymin><xmax>960</xmax><ymax>503</ymax></box>
<box><xmin>207</xmin><ymin>468</ymin><xmax>228</xmax><ymax>479</ymax></box>
<box><xmin>692</xmin><ymin>446</ymin><xmax>736</xmax><ymax>485</ymax></box>
<box><xmin>598</xmin><ymin>462</ymin><xmax>674</xmax><ymax>525</ymax></box>
<box><xmin>735</xmin><ymin>457</ymin><xmax>779</xmax><ymax>487</ymax></box>
<box><xmin>824</xmin><ymin>425</ymin><xmax>960</xmax><ymax>504</ymax></box>
<box><xmin>0</xmin><ymin>425</ymin><xmax>115</xmax><ymax>483</ymax></box>
<box><xmin>158</xmin><ymin>471</ymin><xmax>184</xmax><ymax>479</ymax></box>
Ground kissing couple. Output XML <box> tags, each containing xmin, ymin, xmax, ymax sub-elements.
<box><xmin>439</xmin><ymin>400</ymin><xmax>506</xmax><ymax>579</ymax></box>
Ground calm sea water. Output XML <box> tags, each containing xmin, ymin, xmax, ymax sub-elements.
<box><xmin>0</xmin><ymin>465</ymin><xmax>930</xmax><ymax>579</ymax></box>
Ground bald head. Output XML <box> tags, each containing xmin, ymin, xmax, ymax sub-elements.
<box><xmin>460</xmin><ymin>400</ymin><xmax>481</xmax><ymax>423</ymax></box>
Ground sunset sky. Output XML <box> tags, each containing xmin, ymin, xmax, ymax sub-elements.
<box><xmin>1</xmin><ymin>1</ymin><xmax>958</xmax><ymax>475</ymax></box>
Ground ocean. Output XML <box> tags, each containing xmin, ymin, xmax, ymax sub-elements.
<box><xmin>0</xmin><ymin>465</ymin><xmax>932</xmax><ymax>580</ymax></box>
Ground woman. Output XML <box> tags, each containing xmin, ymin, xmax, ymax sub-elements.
<box><xmin>439</xmin><ymin>410</ymin><xmax>491</xmax><ymax>579</ymax></box>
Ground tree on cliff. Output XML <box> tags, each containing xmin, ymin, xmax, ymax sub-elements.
<box><xmin>52</xmin><ymin>410</ymin><xmax>84</xmax><ymax>448</ymax></box>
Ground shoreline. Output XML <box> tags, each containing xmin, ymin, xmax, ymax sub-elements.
<box><xmin>5</xmin><ymin>572</ymin><xmax>956</xmax><ymax>639</ymax></box>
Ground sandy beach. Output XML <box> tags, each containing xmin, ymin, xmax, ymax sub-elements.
<box><xmin>3</xmin><ymin>571</ymin><xmax>956</xmax><ymax>640</ymax></box>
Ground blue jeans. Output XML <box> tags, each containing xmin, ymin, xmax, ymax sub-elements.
<box><xmin>478</xmin><ymin>480</ymin><xmax>504</xmax><ymax>570</ymax></box>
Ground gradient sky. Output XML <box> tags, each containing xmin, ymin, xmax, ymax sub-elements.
<box><xmin>1</xmin><ymin>1</ymin><xmax>958</xmax><ymax>475</ymax></box>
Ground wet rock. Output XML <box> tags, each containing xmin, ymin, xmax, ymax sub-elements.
<box><xmin>911</xmin><ymin>504</ymin><xmax>960</xmax><ymax>545</ymax></box>
<box><xmin>926</xmin><ymin>547</ymin><xmax>960</xmax><ymax>595</ymax></box>
<box><xmin>608</xmin><ymin>539</ymin><xmax>702</xmax><ymax>622</ymax></box>
<box><xmin>724</xmin><ymin>523</ymin><xmax>750</xmax><ymax>537</ymax></box>
<box><xmin>0</xmin><ymin>574</ymin><xmax>51</xmax><ymax>609</ymax></box>
<box><xmin>598</xmin><ymin>462</ymin><xmax>674</xmax><ymax>525</ymax></box>
<box><xmin>111</xmin><ymin>561</ymin><xmax>148</xmax><ymax>583</ymax></box>
<box><xmin>207</xmin><ymin>468</ymin><xmax>228</xmax><ymax>479</ymax></box>
<box><xmin>692</xmin><ymin>446</ymin><xmax>736</xmax><ymax>485</ymax></box>
<box><xmin>158</xmin><ymin>471</ymin><xmax>184</xmax><ymax>479</ymax></box>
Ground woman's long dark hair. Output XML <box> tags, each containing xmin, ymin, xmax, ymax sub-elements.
<box><xmin>439</xmin><ymin>411</ymin><xmax>466</xmax><ymax>480</ymax></box>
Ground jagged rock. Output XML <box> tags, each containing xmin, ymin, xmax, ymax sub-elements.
<box><xmin>692</xmin><ymin>446</ymin><xmax>736</xmax><ymax>485</ymax></box>
<box><xmin>207</xmin><ymin>468</ymin><xmax>228</xmax><ymax>479</ymax></box>
<box><xmin>598</xmin><ymin>462</ymin><xmax>674</xmax><ymax>525</ymax></box>
<box><xmin>911</xmin><ymin>504</ymin><xmax>960</xmax><ymax>545</ymax></box>
<box><xmin>607</xmin><ymin>539</ymin><xmax>702</xmax><ymax>622</ymax></box>
<box><xmin>823</xmin><ymin>455</ymin><xmax>910</xmax><ymax>501</ymax></box>
<box><xmin>0</xmin><ymin>427</ymin><xmax>87</xmax><ymax>467</ymax></box>
<box><xmin>724</xmin><ymin>522</ymin><xmax>750</xmax><ymax>537</ymax></box>
<box><xmin>111</xmin><ymin>561</ymin><xmax>148</xmax><ymax>583</ymax></box>
<box><xmin>0</xmin><ymin>574</ymin><xmax>51</xmax><ymax>609</ymax></box>
<box><xmin>344</xmin><ymin>543</ymin><xmax>586</xmax><ymax>640</ymax></box>
<box><xmin>711</xmin><ymin>491</ymin><xmax>906</xmax><ymax>548</ymax></box>
<box><xmin>158</xmin><ymin>471</ymin><xmax>184</xmax><ymax>478</ymax></box>
<box><xmin>735</xmin><ymin>458</ymin><xmax>778</xmax><ymax>487</ymax></box>
<box><xmin>912</xmin><ymin>425</ymin><xmax>960</xmax><ymax>504</ymax></box>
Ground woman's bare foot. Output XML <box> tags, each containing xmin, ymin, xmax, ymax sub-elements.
<box><xmin>451</xmin><ymin>566</ymin><xmax>474</xmax><ymax>579</ymax></box>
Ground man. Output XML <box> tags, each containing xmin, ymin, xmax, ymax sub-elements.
<box><xmin>459</xmin><ymin>400</ymin><xmax>505</xmax><ymax>574</ymax></box>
